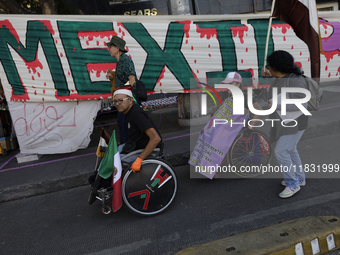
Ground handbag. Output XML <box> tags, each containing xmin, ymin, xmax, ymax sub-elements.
<box><xmin>133</xmin><ymin>79</ymin><xmax>147</xmax><ymax>102</ymax></box>
<box><xmin>117</xmin><ymin>74</ymin><xmax>147</xmax><ymax>102</ymax></box>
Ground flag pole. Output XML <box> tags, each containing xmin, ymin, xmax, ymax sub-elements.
<box><xmin>263</xmin><ymin>0</ymin><xmax>277</xmax><ymax>68</ymax></box>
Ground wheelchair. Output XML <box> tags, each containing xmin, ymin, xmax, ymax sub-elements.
<box><xmin>225</xmin><ymin>127</ymin><xmax>273</xmax><ymax>178</ymax></box>
<box><xmin>92</xmin><ymin>144</ymin><xmax>178</xmax><ymax>216</ymax></box>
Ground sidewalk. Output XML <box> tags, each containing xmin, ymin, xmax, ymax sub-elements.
<box><xmin>0</xmin><ymin>82</ymin><xmax>339</xmax><ymax>203</ymax></box>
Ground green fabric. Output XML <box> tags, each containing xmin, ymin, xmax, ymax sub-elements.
<box><xmin>98</xmin><ymin>130</ymin><xmax>118</xmax><ymax>179</ymax></box>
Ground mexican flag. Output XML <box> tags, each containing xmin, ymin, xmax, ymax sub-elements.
<box><xmin>98</xmin><ymin>130</ymin><xmax>123</xmax><ymax>212</ymax></box>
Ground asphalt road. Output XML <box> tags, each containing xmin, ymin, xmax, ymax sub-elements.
<box><xmin>1</xmin><ymin>132</ymin><xmax>340</xmax><ymax>255</ymax></box>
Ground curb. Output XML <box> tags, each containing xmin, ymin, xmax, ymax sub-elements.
<box><xmin>175</xmin><ymin>216</ymin><xmax>340</xmax><ymax>255</ymax></box>
<box><xmin>0</xmin><ymin>172</ymin><xmax>91</xmax><ymax>203</ymax></box>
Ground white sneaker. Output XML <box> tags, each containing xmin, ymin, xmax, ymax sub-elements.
<box><xmin>281</xmin><ymin>180</ymin><xmax>306</xmax><ymax>187</ymax></box>
<box><xmin>279</xmin><ymin>186</ymin><xmax>301</xmax><ymax>198</ymax></box>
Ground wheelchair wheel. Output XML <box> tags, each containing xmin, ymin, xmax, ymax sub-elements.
<box><xmin>122</xmin><ymin>159</ymin><xmax>177</xmax><ymax>216</ymax></box>
<box><xmin>228</xmin><ymin>129</ymin><xmax>272</xmax><ymax>178</ymax></box>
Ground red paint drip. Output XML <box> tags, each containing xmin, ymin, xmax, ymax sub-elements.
<box><xmin>60</xmin><ymin>52</ymin><xmax>63</xmax><ymax>57</ymax></box>
<box><xmin>191</xmin><ymin>46</ymin><xmax>194</xmax><ymax>50</ymax></box>
<box><xmin>241</xmin><ymin>59</ymin><xmax>243</xmax><ymax>63</ymax></box>
<box><xmin>246</xmin><ymin>48</ymin><xmax>248</xmax><ymax>52</ymax></box>
<box><xmin>40</xmin><ymin>20</ymin><xmax>55</xmax><ymax>35</ymax></box>
<box><xmin>68</xmin><ymin>71</ymin><xmax>71</xmax><ymax>75</ymax></box>
<box><xmin>208</xmin><ymin>54</ymin><xmax>211</xmax><ymax>57</ymax></box>
<box><xmin>87</xmin><ymin>63</ymin><xmax>117</xmax><ymax>78</ymax></box>
<box><xmin>325</xmin><ymin>65</ymin><xmax>328</xmax><ymax>71</ymax></box>
<box><xmin>176</xmin><ymin>20</ymin><xmax>191</xmax><ymax>38</ymax></box>
<box><xmin>291</xmin><ymin>45</ymin><xmax>294</xmax><ymax>49</ymax></box>
<box><xmin>328</xmin><ymin>72</ymin><xmax>331</xmax><ymax>77</ymax></box>
<box><xmin>37</xmin><ymin>72</ymin><xmax>40</xmax><ymax>78</ymax></box>
<box><xmin>196</xmin><ymin>26</ymin><xmax>218</xmax><ymax>40</ymax></box>
<box><xmin>194</xmin><ymin>59</ymin><xmax>197</xmax><ymax>63</ymax></box>
<box><xmin>300</xmin><ymin>52</ymin><xmax>302</xmax><ymax>56</ymax></box>
<box><xmin>21</xmin><ymin>51</ymin><xmax>43</xmax><ymax>75</ymax></box>
<box><xmin>283</xmin><ymin>36</ymin><xmax>286</xmax><ymax>41</ymax></box>
<box><xmin>271</xmin><ymin>24</ymin><xmax>291</xmax><ymax>34</ymax></box>
<box><xmin>44</xmin><ymin>82</ymin><xmax>46</xmax><ymax>86</ymax></box>
<box><xmin>156</xmin><ymin>67</ymin><xmax>166</xmax><ymax>84</ymax></box>
<box><xmin>323</xmin><ymin>49</ymin><xmax>340</xmax><ymax>63</ymax></box>
<box><xmin>43</xmin><ymin>89</ymin><xmax>45</xmax><ymax>94</ymax></box>
<box><xmin>78</xmin><ymin>30</ymin><xmax>117</xmax><ymax>48</ymax></box>
<box><xmin>186</xmin><ymin>39</ymin><xmax>188</xmax><ymax>44</ymax></box>
<box><xmin>230</xmin><ymin>25</ymin><xmax>249</xmax><ymax>44</ymax></box>
<box><xmin>34</xmin><ymin>90</ymin><xmax>37</xmax><ymax>95</ymax></box>
<box><xmin>32</xmin><ymin>76</ymin><xmax>35</xmax><ymax>80</ymax></box>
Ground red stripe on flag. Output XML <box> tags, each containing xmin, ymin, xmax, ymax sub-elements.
<box><xmin>112</xmin><ymin>176</ymin><xmax>122</xmax><ymax>212</ymax></box>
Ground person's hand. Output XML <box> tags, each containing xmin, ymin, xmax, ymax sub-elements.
<box><xmin>131</xmin><ymin>157</ymin><xmax>143</xmax><ymax>173</ymax></box>
<box><xmin>261</xmin><ymin>67</ymin><xmax>271</xmax><ymax>78</ymax></box>
<box><xmin>106</xmin><ymin>70</ymin><xmax>114</xmax><ymax>81</ymax></box>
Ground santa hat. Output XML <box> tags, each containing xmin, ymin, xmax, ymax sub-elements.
<box><xmin>113</xmin><ymin>86</ymin><xmax>133</xmax><ymax>97</ymax></box>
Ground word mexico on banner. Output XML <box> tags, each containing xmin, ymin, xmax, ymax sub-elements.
<box><xmin>0</xmin><ymin>13</ymin><xmax>339</xmax><ymax>154</ymax></box>
<box><xmin>189</xmin><ymin>98</ymin><xmax>248</xmax><ymax>179</ymax></box>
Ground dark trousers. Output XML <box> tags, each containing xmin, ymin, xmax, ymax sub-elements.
<box><xmin>117</xmin><ymin>111</ymin><xmax>128</xmax><ymax>144</ymax></box>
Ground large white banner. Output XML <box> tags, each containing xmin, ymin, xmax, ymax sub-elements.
<box><xmin>9</xmin><ymin>100</ymin><xmax>101</xmax><ymax>154</ymax></box>
<box><xmin>0</xmin><ymin>13</ymin><xmax>339</xmax><ymax>154</ymax></box>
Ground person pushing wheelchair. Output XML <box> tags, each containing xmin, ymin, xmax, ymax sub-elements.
<box><xmin>88</xmin><ymin>86</ymin><xmax>162</xmax><ymax>204</ymax></box>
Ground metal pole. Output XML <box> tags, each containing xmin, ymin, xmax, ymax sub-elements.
<box><xmin>263</xmin><ymin>0</ymin><xmax>277</xmax><ymax>68</ymax></box>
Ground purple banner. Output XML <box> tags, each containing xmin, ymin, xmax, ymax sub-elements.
<box><xmin>189</xmin><ymin>98</ymin><xmax>249</xmax><ymax>179</ymax></box>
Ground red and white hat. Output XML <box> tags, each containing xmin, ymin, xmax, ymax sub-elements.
<box><xmin>221</xmin><ymin>72</ymin><xmax>242</xmax><ymax>84</ymax></box>
<box><xmin>113</xmin><ymin>86</ymin><xmax>133</xmax><ymax>97</ymax></box>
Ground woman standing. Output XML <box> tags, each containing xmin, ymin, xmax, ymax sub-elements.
<box><xmin>262</xmin><ymin>50</ymin><xmax>308</xmax><ymax>199</ymax></box>
<box><xmin>106</xmin><ymin>36</ymin><xmax>136</xmax><ymax>144</ymax></box>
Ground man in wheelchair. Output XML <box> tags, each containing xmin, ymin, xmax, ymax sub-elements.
<box><xmin>88</xmin><ymin>86</ymin><xmax>162</xmax><ymax>205</ymax></box>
